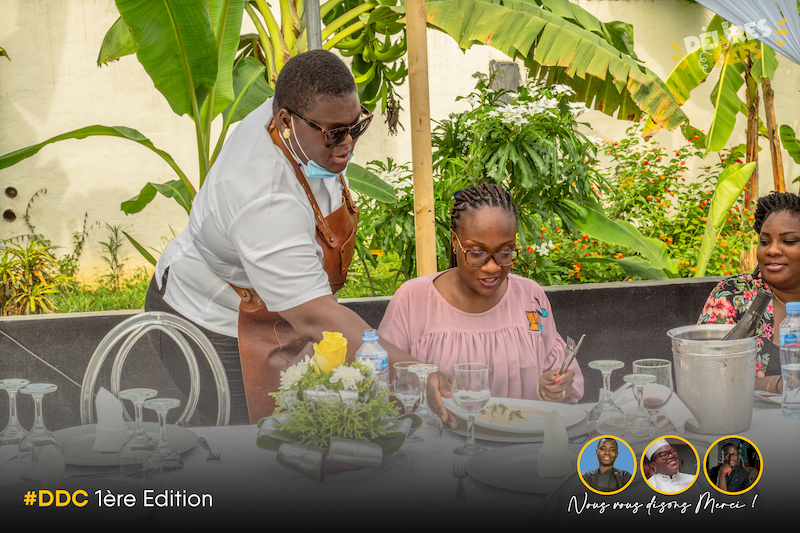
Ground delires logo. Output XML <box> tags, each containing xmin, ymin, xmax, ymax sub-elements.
<box><xmin>670</xmin><ymin>18</ymin><xmax>788</xmax><ymax>74</ymax></box>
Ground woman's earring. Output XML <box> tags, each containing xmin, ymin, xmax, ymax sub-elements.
<box><xmin>282</xmin><ymin>129</ymin><xmax>291</xmax><ymax>139</ymax></box>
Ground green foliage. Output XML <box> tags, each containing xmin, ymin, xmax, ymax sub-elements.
<box><xmin>49</xmin><ymin>269</ymin><xmax>149</xmax><ymax>313</ymax></box>
<box><xmin>98</xmin><ymin>223</ymin><xmax>130</xmax><ymax>292</ymax></box>
<box><xmin>0</xmin><ymin>239</ymin><xmax>69</xmax><ymax>315</ymax></box>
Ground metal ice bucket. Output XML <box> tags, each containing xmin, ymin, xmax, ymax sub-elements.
<box><xmin>667</xmin><ymin>324</ymin><xmax>757</xmax><ymax>434</ymax></box>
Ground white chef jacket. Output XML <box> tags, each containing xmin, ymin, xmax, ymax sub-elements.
<box><xmin>647</xmin><ymin>472</ymin><xmax>695</xmax><ymax>493</ymax></box>
<box><xmin>154</xmin><ymin>98</ymin><xmax>345</xmax><ymax>337</ymax></box>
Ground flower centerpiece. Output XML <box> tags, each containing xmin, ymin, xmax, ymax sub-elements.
<box><xmin>256</xmin><ymin>332</ymin><xmax>413</xmax><ymax>481</ymax></box>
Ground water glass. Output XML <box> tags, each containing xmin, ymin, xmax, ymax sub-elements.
<box><xmin>142</xmin><ymin>398</ymin><xmax>183</xmax><ymax>480</ymax></box>
<box><xmin>119</xmin><ymin>388</ymin><xmax>158</xmax><ymax>478</ymax></box>
<box><xmin>452</xmin><ymin>363</ymin><xmax>491</xmax><ymax>456</ymax></box>
<box><xmin>17</xmin><ymin>383</ymin><xmax>59</xmax><ymax>464</ymax></box>
<box><xmin>392</xmin><ymin>362</ymin><xmax>422</xmax><ymax>443</ymax></box>
<box><xmin>0</xmin><ymin>379</ymin><xmax>29</xmax><ymax>446</ymax></box>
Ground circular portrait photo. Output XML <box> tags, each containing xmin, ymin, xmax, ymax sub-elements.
<box><xmin>642</xmin><ymin>436</ymin><xmax>699</xmax><ymax>495</ymax></box>
<box><xmin>578</xmin><ymin>436</ymin><xmax>636</xmax><ymax>495</ymax></box>
<box><xmin>703</xmin><ymin>436</ymin><xmax>762</xmax><ymax>494</ymax></box>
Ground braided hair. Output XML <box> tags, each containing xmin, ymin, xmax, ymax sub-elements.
<box><xmin>753</xmin><ymin>191</ymin><xmax>800</xmax><ymax>233</ymax></box>
<box><xmin>449</xmin><ymin>184</ymin><xmax>518</xmax><ymax>268</ymax></box>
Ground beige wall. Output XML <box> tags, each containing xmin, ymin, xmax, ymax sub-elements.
<box><xmin>1</xmin><ymin>0</ymin><xmax>799</xmax><ymax>280</ymax></box>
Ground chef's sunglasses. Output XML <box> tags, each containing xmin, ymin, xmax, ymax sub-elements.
<box><xmin>290</xmin><ymin>104</ymin><xmax>373</xmax><ymax>148</ymax></box>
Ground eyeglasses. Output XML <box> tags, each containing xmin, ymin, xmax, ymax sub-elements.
<box><xmin>453</xmin><ymin>232</ymin><xmax>520</xmax><ymax>267</ymax></box>
<box><xmin>290</xmin><ymin>104</ymin><xmax>373</xmax><ymax>148</ymax></box>
<box><xmin>723</xmin><ymin>452</ymin><xmax>739</xmax><ymax>458</ymax></box>
<box><xmin>652</xmin><ymin>447</ymin><xmax>678</xmax><ymax>461</ymax></box>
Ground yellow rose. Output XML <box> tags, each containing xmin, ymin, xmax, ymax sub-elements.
<box><xmin>312</xmin><ymin>331</ymin><xmax>348</xmax><ymax>374</ymax></box>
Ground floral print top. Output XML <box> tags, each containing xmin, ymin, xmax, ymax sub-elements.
<box><xmin>697</xmin><ymin>272</ymin><xmax>777</xmax><ymax>378</ymax></box>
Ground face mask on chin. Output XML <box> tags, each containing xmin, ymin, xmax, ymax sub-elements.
<box><xmin>285</xmin><ymin>116</ymin><xmax>353</xmax><ymax>179</ymax></box>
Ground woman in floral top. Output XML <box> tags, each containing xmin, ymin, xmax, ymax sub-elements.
<box><xmin>698</xmin><ymin>191</ymin><xmax>800</xmax><ymax>395</ymax></box>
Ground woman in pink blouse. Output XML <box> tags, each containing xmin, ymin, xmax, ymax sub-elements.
<box><xmin>378</xmin><ymin>184</ymin><xmax>583</xmax><ymax>402</ymax></box>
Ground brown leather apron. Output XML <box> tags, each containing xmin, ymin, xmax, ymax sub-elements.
<box><xmin>231</xmin><ymin>122</ymin><xmax>358</xmax><ymax>423</ymax></box>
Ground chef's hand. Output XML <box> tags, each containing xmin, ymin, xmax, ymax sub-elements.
<box><xmin>427</xmin><ymin>371</ymin><xmax>457</xmax><ymax>429</ymax></box>
<box><xmin>539</xmin><ymin>369</ymin><xmax>575</xmax><ymax>402</ymax></box>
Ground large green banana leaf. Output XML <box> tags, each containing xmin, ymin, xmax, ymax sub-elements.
<box><xmin>114</xmin><ymin>0</ymin><xmax>219</xmax><ymax>119</ymax></box>
<box><xmin>97</xmin><ymin>16</ymin><xmax>136</xmax><ymax>65</ymax></box>
<box><xmin>582</xmin><ymin>256</ymin><xmax>670</xmax><ymax>280</ymax></box>
<box><xmin>425</xmin><ymin>0</ymin><xmax>687</xmax><ymax>131</ymax></box>
<box><xmin>563</xmin><ymin>200</ymin><xmax>677</xmax><ymax>275</ymax></box>
<box><xmin>0</xmin><ymin>125</ymin><xmax>194</xmax><ymax>200</ymax></box>
<box><xmin>695</xmin><ymin>162</ymin><xmax>756</xmax><ymax>277</ymax></box>
<box><xmin>204</xmin><ymin>0</ymin><xmax>247</xmax><ymax>119</ymax></box>
<box><xmin>705</xmin><ymin>44</ymin><xmax>745</xmax><ymax>154</ymax></box>
<box><xmin>346</xmin><ymin>163</ymin><xmax>397</xmax><ymax>204</ymax></box>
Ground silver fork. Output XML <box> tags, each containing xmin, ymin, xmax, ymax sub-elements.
<box><xmin>197</xmin><ymin>437</ymin><xmax>221</xmax><ymax>460</ymax></box>
<box><xmin>453</xmin><ymin>457</ymin><xmax>467</xmax><ymax>501</ymax></box>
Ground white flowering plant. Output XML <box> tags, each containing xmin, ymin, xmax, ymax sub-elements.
<box><xmin>268</xmin><ymin>332</ymin><xmax>400</xmax><ymax>448</ymax></box>
<box><xmin>436</xmin><ymin>72</ymin><xmax>602</xmax><ymax>246</ymax></box>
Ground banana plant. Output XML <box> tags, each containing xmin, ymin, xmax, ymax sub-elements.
<box><xmin>564</xmin><ymin>199</ymin><xmax>678</xmax><ymax>279</ymax></box>
<box><xmin>695</xmin><ymin>162</ymin><xmax>756</xmax><ymax>277</ymax></box>
<box><xmin>423</xmin><ymin>0</ymin><xmax>688</xmax><ymax>132</ymax></box>
<box><xmin>235</xmin><ymin>0</ymin><xmax>408</xmax><ymax>133</ymax></box>
<box><xmin>643</xmin><ymin>15</ymin><xmax>781</xmax><ymax>198</ymax></box>
<box><xmin>0</xmin><ymin>0</ymin><xmax>395</xmax><ymax>264</ymax></box>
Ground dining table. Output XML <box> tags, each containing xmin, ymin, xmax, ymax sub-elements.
<box><xmin>0</xmin><ymin>397</ymin><xmax>797</xmax><ymax>528</ymax></box>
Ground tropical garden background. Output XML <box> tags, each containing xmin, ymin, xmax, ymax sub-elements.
<box><xmin>1</xmin><ymin>0</ymin><xmax>800</xmax><ymax>314</ymax></box>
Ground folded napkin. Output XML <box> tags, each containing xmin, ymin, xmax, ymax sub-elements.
<box><xmin>38</xmin><ymin>444</ymin><xmax>65</xmax><ymax>488</ymax></box>
<box><xmin>536</xmin><ymin>410</ymin><xmax>572</xmax><ymax>478</ymax></box>
<box><xmin>609</xmin><ymin>384</ymin><xmax>698</xmax><ymax>434</ymax></box>
<box><xmin>92</xmin><ymin>387</ymin><xmax>129</xmax><ymax>452</ymax></box>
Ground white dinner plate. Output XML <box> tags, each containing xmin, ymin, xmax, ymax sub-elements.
<box><xmin>465</xmin><ymin>442</ymin><xmax>582</xmax><ymax>494</ymax></box>
<box><xmin>443</xmin><ymin>397</ymin><xmax>586</xmax><ymax>434</ymax></box>
<box><xmin>448</xmin><ymin>409</ymin><xmax>588</xmax><ymax>443</ymax></box>
<box><xmin>53</xmin><ymin>422</ymin><xmax>198</xmax><ymax>466</ymax></box>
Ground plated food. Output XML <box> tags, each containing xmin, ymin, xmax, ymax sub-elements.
<box><xmin>477</xmin><ymin>402</ymin><xmax>550</xmax><ymax>424</ymax></box>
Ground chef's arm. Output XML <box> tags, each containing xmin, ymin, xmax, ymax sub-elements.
<box><xmin>279</xmin><ymin>294</ymin><xmax>457</xmax><ymax>428</ymax></box>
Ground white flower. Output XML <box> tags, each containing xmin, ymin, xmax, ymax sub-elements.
<box><xmin>330</xmin><ymin>366</ymin><xmax>366</xmax><ymax>391</ymax></box>
<box><xmin>568</xmin><ymin>102</ymin><xmax>590</xmax><ymax>117</ymax></box>
<box><xmin>551</xmin><ymin>84</ymin><xmax>576</xmax><ymax>96</ymax></box>
<box><xmin>586</xmin><ymin>135</ymin><xmax>603</xmax><ymax>146</ymax></box>
<box><xmin>279</xmin><ymin>356</ymin><xmax>312</xmax><ymax>390</ymax></box>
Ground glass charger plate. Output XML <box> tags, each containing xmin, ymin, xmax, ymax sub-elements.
<box><xmin>447</xmin><ymin>410</ymin><xmax>588</xmax><ymax>443</ymax></box>
<box><xmin>53</xmin><ymin>421</ymin><xmax>198</xmax><ymax>466</ymax></box>
<box><xmin>465</xmin><ymin>442</ymin><xmax>582</xmax><ymax>494</ymax></box>
<box><xmin>443</xmin><ymin>397</ymin><xmax>586</xmax><ymax>434</ymax></box>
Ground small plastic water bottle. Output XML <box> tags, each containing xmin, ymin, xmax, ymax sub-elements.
<box><xmin>779</xmin><ymin>301</ymin><xmax>800</xmax><ymax>419</ymax></box>
<box><xmin>355</xmin><ymin>329</ymin><xmax>389</xmax><ymax>390</ymax></box>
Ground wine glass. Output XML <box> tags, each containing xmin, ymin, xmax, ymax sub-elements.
<box><xmin>408</xmin><ymin>363</ymin><xmax>439</xmax><ymax>416</ymax></box>
<box><xmin>0</xmin><ymin>379</ymin><xmax>30</xmax><ymax>446</ymax></box>
<box><xmin>17</xmin><ymin>383</ymin><xmax>60</xmax><ymax>464</ymax></box>
<box><xmin>451</xmin><ymin>363</ymin><xmax>491</xmax><ymax>456</ymax></box>
<box><xmin>141</xmin><ymin>398</ymin><xmax>183</xmax><ymax>480</ymax></box>
<box><xmin>407</xmin><ymin>364</ymin><xmax>443</xmax><ymax>453</ymax></box>
<box><xmin>587</xmin><ymin>360</ymin><xmax>626</xmax><ymax>429</ymax></box>
<box><xmin>392</xmin><ymin>362</ymin><xmax>422</xmax><ymax>443</ymax></box>
<box><xmin>119</xmin><ymin>388</ymin><xmax>158</xmax><ymax>478</ymax></box>
<box><xmin>622</xmin><ymin>374</ymin><xmax>657</xmax><ymax>440</ymax></box>
<box><xmin>632</xmin><ymin>359</ymin><xmax>674</xmax><ymax>428</ymax></box>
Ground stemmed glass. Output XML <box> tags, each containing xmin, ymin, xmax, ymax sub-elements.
<box><xmin>632</xmin><ymin>359</ymin><xmax>674</xmax><ymax>428</ymax></box>
<box><xmin>451</xmin><ymin>363</ymin><xmax>491</xmax><ymax>456</ymax></box>
<box><xmin>622</xmin><ymin>374</ymin><xmax>657</xmax><ymax>440</ymax></box>
<box><xmin>17</xmin><ymin>383</ymin><xmax>60</xmax><ymax>463</ymax></box>
<box><xmin>141</xmin><ymin>398</ymin><xmax>183</xmax><ymax>479</ymax></box>
<box><xmin>587</xmin><ymin>360</ymin><xmax>626</xmax><ymax>429</ymax></box>
<box><xmin>392</xmin><ymin>362</ymin><xmax>422</xmax><ymax>443</ymax></box>
<box><xmin>407</xmin><ymin>364</ymin><xmax>443</xmax><ymax>453</ymax></box>
<box><xmin>119</xmin><ymin>388</ymin><xmax>158</xmax><ymax>478</ymax></box>
<box><xmin>0</xmin><ymin>379</ymin><xmax>30</xmax><ymax>447</ymax></box>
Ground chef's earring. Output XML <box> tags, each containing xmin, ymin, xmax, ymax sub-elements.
<box><xmin>283</xmin><ymin>129</ymin><xmax>291</xmax><ymax>139</ymax></box>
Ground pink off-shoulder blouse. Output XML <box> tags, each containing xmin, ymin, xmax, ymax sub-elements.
<box><xmin>378</xmin><ymin>271</ymin><xmax>584</xmax><ymax>402</ymax></box>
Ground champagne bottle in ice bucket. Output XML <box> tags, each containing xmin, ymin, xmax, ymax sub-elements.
<box><xmin>721</xmin><ymin>290</ymin><xmax>772</xmax><ymax>341</ymax></box>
